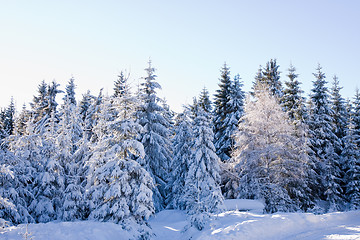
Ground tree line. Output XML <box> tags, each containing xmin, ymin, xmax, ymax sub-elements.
<box><xmin>0</xmin><ymin>59</ymin><xmax>359</xmax><ymax>239</ymax></box>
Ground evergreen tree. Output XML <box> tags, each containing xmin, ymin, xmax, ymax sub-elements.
<box><xmin>14</xmin><ymin>104</ymin><xmax>30</xmax><ymax>136</ymax></box>
<box><xmin>161</xmin><ymin>98</ymin><xmax>175</xmax><ymax>139</ymax></box>
<box><xmin>166</xmin><ymin>110</ymin><xmax>193</xmax><ymax>209</ymax></box>
<box><xmin>251</xmin><ymin>66</ymin><xmax>263</xmax><ymax>96</ymax></box>
<box><xmin>198</xmin><ymin>87</ymin><xmax>212</xmax><ymax>113</ymax></box>
<box><xmin>136</xmin><ymin>61</ymin><xmax>172</xmax><ymax>212</ymax></box>
<box><xmin>0</xmin><ymin>152</ymin><xmax>16</xmax><ymax>225</ymax></box>
<box><xmin>57</xmin><ymin>97</ymin><xmax>84</xmax><ymax>221</ymax></box>
<box><xmin>308</xmin><ymin>65</ymin><xmax>344</xmax><ymax>211</ymax></box>
<box><xmin>113</xmin><ymin>71</ymin><xmax>129</xmax><ymax>98</ymax></box>
<box><xmin>344</xmin><ymin>89</ymin><xmax>360</xmax><ymax>209</ymax></box>
<box><xmin>82</xmin><ymin>89</ymin><xmax>103</xmax><ymax>141</ymax></box>
<box><xmin>46</xmin><ymin>81</ymin><xmax>62</xmax><ymax>116</ymax></box>
<box><xmin>79</xmin><ymin>90</ymin><xmax>95</xmax><ymax>122</ymax></box>
<box><xmin>30</xmin><ymin>80</ymin><xmax>62</xmax><ymax>134</ymax></box>
<box><xmin>63</xmin><ymin>77</ymin><xmax>77</xmax><ymax>106</ymax></box>
<box><xmin>28</xmin><ymin>113</ymin><xmax>65</xmax><ymax>222</ymax></box>
<box><xmin>0</xmin><ymin>110</ymin><xmax>8</xmax><ymax>142</ymax></box>
<box><xmin>282</xmin><ymin>64</ymin><xmax>307</xmax><ymax>124</ymax></box>
<box><xmin>214</xmin><ymin>63</ymin><xmax>232</xmax><ymax>130</ymax></box>
<box><xmin>330</xmin><ymin>75</ymin><xmax>348</xmax><ymax>196</ymax></box>
<box><xmin>0</xmin><ymin>147</ymin><xmax>34</xmax><ymax>225</ymax></box>
<box><xmin>182</xmin><ymin>105</ymin><xmax>224</xmax><ymax>230</ymax></box>
<box><xmin>220</xmin><ymin>75</ymin><xmax>246</xmax><ymax>197</ymax></box>
<box><xmin>330</xmin><ymin>75</ymin><xmax>348</xmax><ymax>153</ymax></box>
<box><xmin>353</xmin><ymin>89</ymin><xmax>360</xmax><ymax>149</ymax></box>
<box><xmin>231</xmin><ymin>87</ymin><xmax>312</xmax><ymax>212</ymax></box>
<box><xmin>3</xmin><ymin>97</ymin><xmax>16</xmax><ymax>136</ymax></box>
<box><xmin>30</xmin><ymin>80</ymin><xmax>48</xmax><ymax>123</ymax></box>
<box><xmin>189</xmin><ymin>97</ymin><xmax>200</xmax><ymax>119</ymax></box>
<box><xmin>252</xmin><ymin>59</ymin><xmax>282</xmax><ymax>99</ymax></box>
<box><xmin>7</xmin><ymin>121</ymin><xmax>44</xmax><ymax>223</ymax></box>
<box><xmin>214</xmin><ymin>72</ymin><xmax>245</xmax><ymax>162</ymax></box>
<box><xmin>86</xmin><ymin>79</ymin><xmax>154</xmax><ymax>239</ymax></box>
<box><xmin>213</xmin><ymin>63</ymin><xmax>233</xmax><ymax>161</ymax></box>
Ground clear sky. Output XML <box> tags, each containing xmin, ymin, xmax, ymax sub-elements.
<box><xmin>1</xmin><ymin>0</ymin><xmax>359</xmax><ymax>112</ymax></box>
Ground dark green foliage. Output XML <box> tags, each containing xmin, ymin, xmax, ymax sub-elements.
<box><xmin>198</xmin><ymin>87</ymin><xmax>212</xmax><ymax>113</ymax></box>
<box><xmin>308</xmin><ymin>65</ymin><xmax>344</xmax><ymax>211</ymax></box>
<box><xmin>64</xmin><ymin>77</ymin><xmax>77</xmax><ymax>106</ymax></box>
<box><xmin>252</xmin><ymin>59</ymin><xmax>283</xmax><ymax>99</ymax></box>
<box><xmin>282</xmin><ymin>64</ymin><xmax>307</xmax><ymax>124</ymax></box>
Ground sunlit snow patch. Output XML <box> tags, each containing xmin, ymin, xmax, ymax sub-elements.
<box><xmin>224</xmin><ymin>199</ymin><xmax>265</xmax><ymax>213</ymax></box>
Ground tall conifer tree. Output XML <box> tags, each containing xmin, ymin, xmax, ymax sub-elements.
<box><xmin>308</xmin><ymin>65</ymin><xmax>344</xmax><ymax>211</ymax></box>
<box><xmin>137</xmin><ymin>61</ymin><xmax>172</xmax><ymax>211</ymax></box>
<box><xmin>183</xmin><ymin>102</ymin><xmax>224</xmax><ymax>230</ymax></box>
<box><xmin>282</xmin><ymin>64</ymin><xmax>307</xmax><ymax>124</ymax></box>
<box><xmin>167</xmin><ymin>110</ymin><xmax>193</xmax><ymax>209</ymax></box>
<box><xmin>252</xmin><ymin>59</ymin><xmax>282</xmax><ymax>99</ymax></box>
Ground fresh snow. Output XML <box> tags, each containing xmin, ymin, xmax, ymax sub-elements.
<box><xmin>223</xmin><ymin>199</ymin><xmax>264</xmax><ymax>213</ymax></box>
<box><xmin>1</xmin><ymin>199</ymin><xmax>360</xmax><ymax>240</ymax></box>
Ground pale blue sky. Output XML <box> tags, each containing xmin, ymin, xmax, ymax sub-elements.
<box><xmin>1</xmin><ymin>0</ymin><xmax>359</xmax><ymax>112</ymax></box>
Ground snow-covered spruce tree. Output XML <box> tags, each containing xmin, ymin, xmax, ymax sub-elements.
<box><xmin>330</xmin><ymin>75</ymin><xmax>348</xmax><ymax>149</ymax></box>
<box><xmin>330</xmin><ymin>76</ymin><xmax>348</xmax><ymax>183</ymax></box>
<box><xmin>86</xmin><ymin>79</ymin><xmax>154</xmax><ymax>239</ymax></box>
<box><xmin>30</xmin><ymin>80</ymin><xmax>48</xmax><ymax>124</ymax></box>
<box><xmin>0</xmin><ymin>143</ymin><xmax>36</xmax><ymax>226</ymax></box>
<box><xmin>344</xmin><ymin>89</ymin><xmax>360</xmax><ymax>209</ymax></box>
<box><xmin>10</xmin><ymin>81</ymin><xmax>65</xmax><ymax>222</ymax></box>
<box><xmin>0</xmin><ymin>111</ymin><xmax>8</xmax><ymax>141</ymax></box>
<box><xmin>7</xmin><ymin>122</ymin><xmax>43</xmax><ymax>223</ymax></box>
<box><xmin>86</xmin><ymin>96</ymin><xmax>113</xmax><ymax>186</ymax></box>
<box><xmin>79</xmin><ymin>90</ymin><xmax>94</xmax><ymax>122</ymax></box>
<box><xmin>307</xmin><ymin>65</ymin><xmax>344</xmax><ymax>212</ymax></box>
<box><xmin>352</xmin><ymin>89</ymin><xmax>360</xmax><ymax>149</ymax></box>
<box><xmin>282</xmin><ymin>64</ymin><xmax>307</xmax><ymax>125</ymax></box>
<box><xmin>198</xmin><ymin>87</ymin><xmax>212</xmax><ymax>113</ymax></box>
<box><xmin>28</xmin><ymin>112</ymin><xmax>65</xmax><ymax>222</ymax></box>
<box><xmin>252</xmin><ymin>59</ymin><xmax>282</xmax><ymax>99</ymax></box>
<box><xmin>136</xmin><ymin>61</ymin><xmax>172</xmax><ymax>212</ymax></box>
<box><xmin>14</xmin><ymin>104</ymin><xmax>30</xmax><ymax>136</ymax></box>
<box><xmin>30</xmin><ymin>80</ymin><xmax>63</xmax><ymax>135</ymax></box>
<box><xmin>57</xmin><ymin>84</ymin><xmax>85</xmax><ymax>221</ymax></box>
<box><xmin>0</xmin><ymin>133</ymin><xmax>38</xmax><ymax>224</ymax></box>
<box><xmin>220</xmin><ymin>74</ymin><xmax>246</xmax><ymax>198</ymax></box>
<box><xmin>0</xmin><ymin>153</ymin><xmax>16</xmax><ymax>226</ymax></box>
<box><xmin>251</xmin><ymin>66</ymin><xmax>263</xmax><ymax>96</ymax></box>
<box><xmin>161</xmin><ymin>98</ymin><xmax>175</xmax><ymax>138</ymax></box>
<box><xmin>113</xmin><ymin>71</ymin><xmax>130</xmax><ymax>98</ymax></box>
<box><xmin>214</xmin><ymin>63</ymin><xmax>233</xmax><ymax>161</ymax></box>
<box><xmin>2</xmin><ymin>98</ymin><xmax>16</xmax><ymax>136</ymax></box>
<box><xmin>64</xmin><ymin>77</ymin><xmax>77</xmax><ymax>106</ymax></box>
<box><xmin>231</xmin><ymin>86</ymin><xmax>312</xmax><ymax>213</ymax></box>
<box><xmin>182</xmin><ymin>101</ymin><xmax>224</xmax><ymax>230</ymax></box>
<box><xmin>166</xmin><ymin>109</ymin><xmax>193</xmax><ymax>210</ymax></box>
<box><xmin>82</xmin><ymin>89</ymin><xmax>104</xmax><ymax>141</ymax></box>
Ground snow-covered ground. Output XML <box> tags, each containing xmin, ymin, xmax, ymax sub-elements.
<box><xmin>1</xmin><ymin>200</ymin><xmax>360</xmax><ymax>240</ymax></box>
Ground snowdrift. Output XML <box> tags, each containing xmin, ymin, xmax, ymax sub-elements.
<box><xmin>1</xmin><ymin>200</ymin><xmax>360</xmax><ymax>240</ymax></box>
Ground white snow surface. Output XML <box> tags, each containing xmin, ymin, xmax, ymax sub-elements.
<box><xmin>1</xmin><ymin>199</ymin><xmax>360</xmax><ymax>240</ymax></box>
<box><xmin>223</xmin><ymin>199</ymin><xmax>265</xmax><ymax>212</ymax></box>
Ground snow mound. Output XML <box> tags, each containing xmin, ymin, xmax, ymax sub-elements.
<box><xmin>149</xmin><ymin>210</ymin><xmax>188</xmax><ymax>240</ymax></box>
<box><xmin>195</xmin><ymin>211</ymin><xmax>360</xmax><ymax>240</ymax></box>
<box><xmin>0</xmin><ymin>221</ymin><xmax>133</xmax><ymax>240</ymax></box>
<box><xmin>2</xmin><ymin>210</ymin><xmax>360</xmax><ymax>240</ymax></box>
<box><xmin>224</xmin><ymin>199</ymin><xmax>264</xmax><ymax>212</ymax></box>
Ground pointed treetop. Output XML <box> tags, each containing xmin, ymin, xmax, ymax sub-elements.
<box><xmin>113</xmin><ymin>71</ymin><xmax>131</xmax><ymax>98</ymax></box>
<box><xmin>199</xmin><ymin>87</ymin><xmax>212</xmax><ymax>113</ymax></box>
<box><xmin>64</xmin><ymin>76</ymin><xmax>76</xmax><ymax>105</ymax></box>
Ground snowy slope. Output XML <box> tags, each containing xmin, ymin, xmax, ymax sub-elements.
<box><xmin>1</xmin><ymin>200</ymin><xmax>360</xmax><ymax>240</ymax></box>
